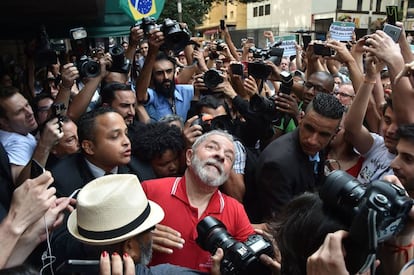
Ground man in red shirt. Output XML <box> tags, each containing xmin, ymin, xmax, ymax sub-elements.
<box><xmin>142</xmin><ymin>130</ymin><xmax>255</xmax><ymax>272</ymax></box>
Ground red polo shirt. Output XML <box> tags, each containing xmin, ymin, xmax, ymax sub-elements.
<box><xmin>142</xmin><ymin>176</ymin><xmax>255</xmax><ymax>272</ymax></box>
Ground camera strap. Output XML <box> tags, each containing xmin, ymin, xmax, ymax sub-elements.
<box><xmin>358</xmin><ymin>209</ymin><xmax>378</xmax><ymax>274</ymax></box>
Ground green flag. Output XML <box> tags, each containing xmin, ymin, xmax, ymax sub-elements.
<box><xmin>119</xmin><ymin>0</ymin><xmax>165</xmax><ymax>21</ymax></box>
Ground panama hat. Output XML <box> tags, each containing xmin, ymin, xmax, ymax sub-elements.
<box><xmin>67</xmin><ymin>174</ymin><xmax>164</xmax><ymax>246</ymax></box>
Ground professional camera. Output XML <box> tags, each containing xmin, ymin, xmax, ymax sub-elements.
<box><xmin>136</xmin><ymin>16</ymin><xmax>159</xmax><ymax>36</ymax></box>
<box><xmin>196</xmin><ymin>216</ymin><xmax>274</xmax><ymax>275</ymax></box>
<box><xmin>320</xmin><ymin>170</ymin><xmax>413</xmax><ymax>274</ymax></box>
<box><xmin>70</xmin><ymin>27</ymin><xmax>100</xmax><ymax>78</ymax></box>
<box><xmin>249</xmin><ymin>71</ymin><xmax>293</xmax><ymax>121</ymax></box>
<box><xmin>248</xmin><ymin>46</ymin><xmax>284</xmax><ymax>79</ymax></box>
<box><xmin>135</xmin><ymin>17</ymin><xmax>191</xmax><ymax>54</ymax></box>
<box><xmin>203</xmin><ymin>69</ymin><xmax>224</xmax><ymax>90</ymax></box>
<box><xmin>108</xmin><ymin>45</ymin><xmax>131</xmax><ymax>74</ymax></box>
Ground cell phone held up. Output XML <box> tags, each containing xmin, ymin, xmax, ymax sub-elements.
<box><xmin>383</xmin><ymin>23</ymin><xmax>401</xmax><ymax>42</ymax></box>
<box><xmin>313</xmin><ymin>43</ymin><xmax>334</xmax><ymax>57</ymax></box>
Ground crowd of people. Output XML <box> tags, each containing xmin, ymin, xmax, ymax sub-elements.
<box><xmin>1</xmin><ymin>17</ymin><xmax>414</xmax><ymax>275</ymax></box>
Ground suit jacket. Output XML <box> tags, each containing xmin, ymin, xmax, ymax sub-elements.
<box><xmin>254</xmin><ymin>128</ymin><xmax>325</xmax><ymax>222</ymax></box>
<box><xmin>51</xmin><ymin>153</ymin><xmax>155</xmax><ymax>197</ymax></box>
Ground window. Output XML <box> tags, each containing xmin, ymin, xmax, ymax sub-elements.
<box><xmin>259</xmin><ymin>5</ymin><xmax>264</xmax><ymax>16</ymax></box>
<box><xmin>265</xmin><ymin>4</ymin><xmax>270</xmax><ymax>15</ymax></box>
<box><xmin>253</xmin><ymin>7</ymin><xmax>258</xmax><ymax>17</ymax></box>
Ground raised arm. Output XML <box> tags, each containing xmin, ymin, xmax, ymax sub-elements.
<box><xmin>67</xmin><ymin>54</ymin><xmax>112</xmax><ymax>122</ymax></box>
<box><xmin>365</xmin><ymin>30</ymin><xmax>414</xmax><ymax>124</ymax></box>
<box><xmin>135</xmin><ymin>30</ymin><xmax>164</xmax><ymax>103</ymax></box>
<box><xmin>343</xmin><ymin>55</ymin><xmax>382</xmax><ymax>155</ymax></box>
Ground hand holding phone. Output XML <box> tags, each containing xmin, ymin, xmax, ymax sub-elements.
<box><xmin>30</xmin><ymin>159</ymin><xmax>45</xmax><ymax>179</ymax></box>
<box><xmin>383</xmin><ymin>23</ymin><xmax>402</xmax><ymax>42</ymax></box>
<box><xmin>313</xmin><ymin>43</ymin><xmax>334</xmax><ymax>56</ymax></box>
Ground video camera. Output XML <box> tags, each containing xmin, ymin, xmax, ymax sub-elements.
<box><xmin>320</xmin><ymin>170</ymin><xmax>413</xmax><ymax>274</ymax></box>
<box><xmin>196</xmin><ymin>216</ymin><xmax>274</xmax><ymax>275</ymax></box>
<box><xmin>70</xmin><ymin>27</ymin><xmax>100</xmax><ymax>78</ymax></box>
<box><xmin>249</xmin><ymin>71</ymin><xmax>293</xmax><ymax>121</ymax></box>
<box><xmin>134</xmin><ymin>17</ymin><xmax>192</xmax><ymax>54</ymax></box>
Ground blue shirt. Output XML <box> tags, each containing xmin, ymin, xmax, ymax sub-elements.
<box><xmin>145</xmin><ymin>85</ymin><xmax>194</xmax><ymax>122</ymax></box>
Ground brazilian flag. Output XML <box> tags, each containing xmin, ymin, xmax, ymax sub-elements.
<box><xmin>119</xmin><ymin>0</ymin><xmax>165</xmax><ymax>21</ymax></box>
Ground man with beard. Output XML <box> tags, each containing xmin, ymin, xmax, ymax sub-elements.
<box><xmin>141</xmin><ymin>130</ymin><xmax>255</xmax><ymax>272</ymax></box>
<box><xmin>390</xmin><ymin>124</ymin><xmax>414</xmax><ymax>197</ymax></box>
<box><xmin>135</xmin><ymin>30</ymin><xmax>194</xmax><ymax>122</ymax></box>
<box><xmin>67</xmin><ymin>174</ymin><xmax>207</xmax><ymax>275</ymax></box>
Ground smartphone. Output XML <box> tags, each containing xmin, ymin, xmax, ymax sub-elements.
<box><xmin>383</xmin><ymin>23</ymin><xmax>402</xmax><ymax>42</ymax></box>
<box><xmin>313</xmin><ymin>43</ymin><xmax>334</xmax><ymax>56</ymax></box>
<box><xmin>386</xmin><ymin>5</ymin><xmax>398</xmax><ymax>25</ymax></box>
<box><xmin>56</xmin><ymin>259</ymin><xmax>100</xmax><ymax>273</ymax></box>
<box><xmin>302</xmin><ymin>34</ymin><xmax>311</xmax><ymax>51</ymax></box>
<box><xmin>230</xmin><ymin>63</ymin><xmax>243</xmax><ymax>76</ymax></box>
<box><xmin>30</xmin><ymin>159</ymin><xmax>45</xmax><ymax>179</ymax></box>
<box><xmin>220</xmin><ymin>19</ymin><xmax>225</xmax><ymax>30</ymax></box>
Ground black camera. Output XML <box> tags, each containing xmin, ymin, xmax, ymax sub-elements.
<box><xmin>203</xmin><ymin>69</ymin><xmax>224</xmax><ymax>90</ymax></box>
<box><xmin>196</xmin><ymin>216</ymin><xmax>274</xmax><ymax>275</ymax></box>
<box><xmin>135</xmin><ymin>17</ymin><xmax>191</xmax><ymax>54</ymax></box>
<box><xmin>249</xmin><ymin>71</ymin><xmax>293</xmax><ymax>122</ymax></box>
<box><xmin>320</xmin><ymin>170</ymin><xmax>413</xmax><ymax>274</ymax></box>
<box><xmin>191</xmin><ymin>114</ymin><xmax>234</xmax><ymax>134</ymax></box>
<box><xmin>247</xmin><ymin>46</ymin><xmax>284</xmax><ymax>79</ymax></box>
<box><xmin>70</xmin><ymin>27</ymin><xmax>101</xmax><ymax>78</ymax></box>
<box><xmin>136</xmin><ymin>17</ymin><xmax>159</xmax><ymax>36</ymax></box>
<box><xmin>77</xmin><ymin>56</ymin><xmax>100</xmax><ymax>78</ymax></box>
<box><xmin>108</xmin><ymin>45</ymin><xmax>131</xmax><ymax>74</ymax></box>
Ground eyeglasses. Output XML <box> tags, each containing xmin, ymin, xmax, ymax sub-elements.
<box><xmin>304</xmin><ymin>82</ymin><xmax>331</xmax><ymax>94</ymax></box>
<box><xmin>334</xmin><ymin>91</ymin><xmax>354</xmax><ymax>98</ymax></box>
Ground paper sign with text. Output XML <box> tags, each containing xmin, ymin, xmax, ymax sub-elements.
<box><xmin>329</xmin><ymin>22</ymin><xmax>355</xmax><ymax>41</ymax></box>
<box><xmin>273</xmin><ymin>35</ymin><xmax>296</xmax><ymax>57</ymax></box>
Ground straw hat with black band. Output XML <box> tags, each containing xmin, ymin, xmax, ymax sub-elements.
<box><xmin>67</xmin><ymin>174</ymin><xmax>164</xmax><ymax>246</ymax></box>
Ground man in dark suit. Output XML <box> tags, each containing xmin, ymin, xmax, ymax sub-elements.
<box><xmin>51</xmin><ymin>107</ymin><xmax>154</xmax><ymax>270</ymax></box>
<box><xmin>254</xmin><ymin>93</ymin><xmax>344</xmax><ymax>223</ymax></box>
<box><xmin>51</xmin><ymin>106</ymin><xmax>154</xmax><ymax>197</ymax></box>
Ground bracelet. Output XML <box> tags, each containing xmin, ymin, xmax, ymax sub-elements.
<box><xmin>364</xmin><ymin>79</ymin><xmax>376</xmax><ymax>84</ymax></box>
<box><xmin>385</xmin><ymin>240</ymin><xmax>414</xmax><ymax>263</ymax></box>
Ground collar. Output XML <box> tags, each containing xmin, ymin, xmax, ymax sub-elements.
<box><xmin>170</xmin><ymin>176</ymin><xmax>225</xmax><ymax>214</ymax></box>
<box><xmin>308</xmin><ymin>152</ymin><xmax>320</xmax><ymax>163</ymax></box>
<box><xmin>85</xmin><ymin>159</ymin><xmax>118</xmax><ymax>178</ymax></box>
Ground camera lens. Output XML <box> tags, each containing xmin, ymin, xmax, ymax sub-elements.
<box><xmin>320</xmin><ymin>170</ymin><xmax>366</xmax><ymax>218</ymax></box>
<box><xmin>82</xmin><ymin>60</ymin><xmax>100</xmax><ymax>78</ymax></box>
<box><xmin>196</xmin><ymin>216</ymin><xmax>236</xmax><ymax>254</ymax></box>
